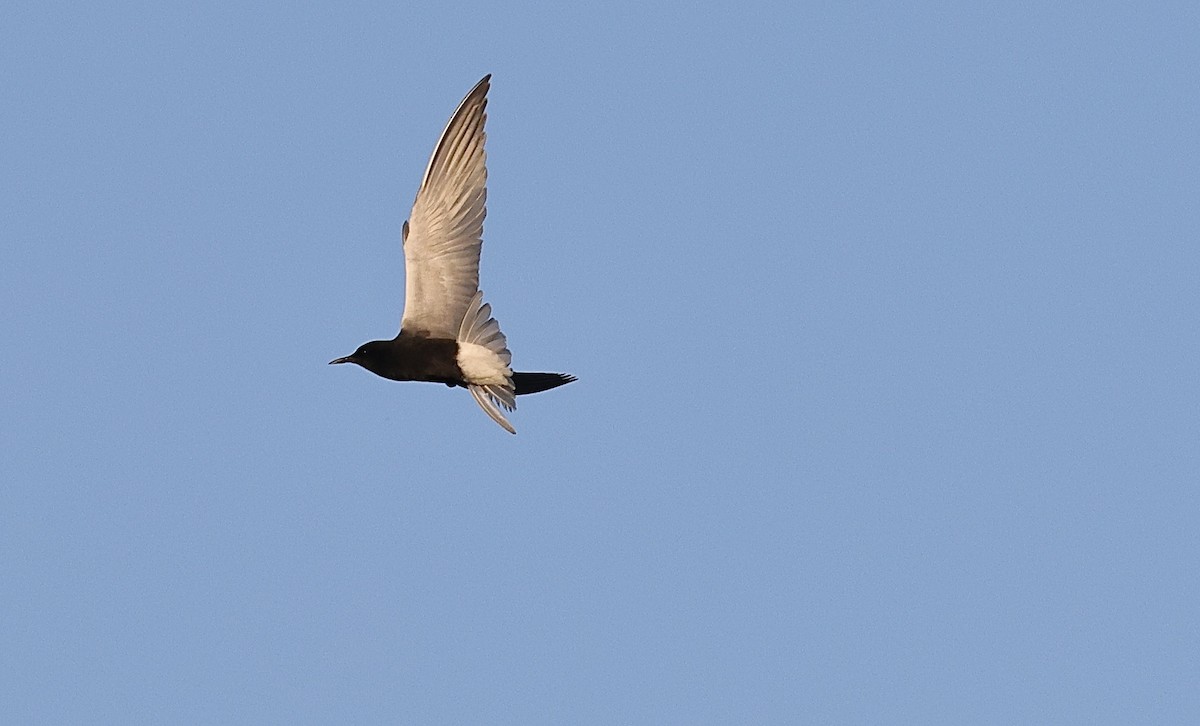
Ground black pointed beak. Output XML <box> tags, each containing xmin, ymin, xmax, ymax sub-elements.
<box><xmin>329</xmin><ymin>356</ymin><xmax>354</xmax><ymax>365</ymax></box>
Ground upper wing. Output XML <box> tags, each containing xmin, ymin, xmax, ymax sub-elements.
<box><xmin>399</xmin><ymin>74</ymin><xmax>491</xmax><ymax>338</ymax></box>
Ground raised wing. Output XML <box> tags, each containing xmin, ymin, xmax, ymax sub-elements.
<box><xmin>400</xmin><ymin>75</ymin><xmax>491</xmax><ymax>338</ymax></box>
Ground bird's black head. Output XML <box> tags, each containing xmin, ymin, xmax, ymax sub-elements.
<box><xmin>329</xmin><ymin>340</ymin><xmax>392</xmax><ymax>375</ymax></box>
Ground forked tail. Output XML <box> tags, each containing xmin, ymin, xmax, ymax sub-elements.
<box><xmin>457</xmin><ymin>292</ymin><xmax>576</xmax><ymax>434</ymax></box>
<box><xmin>513</xmin><ymin>372</ymin><xmax>577</xmax><ymax>395</ymax></box>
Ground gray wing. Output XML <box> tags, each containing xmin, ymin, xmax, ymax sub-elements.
<box><xmin>400</xmin><ymin>75</ymin><xmax>491</xmax><ymax>338</ymax></box>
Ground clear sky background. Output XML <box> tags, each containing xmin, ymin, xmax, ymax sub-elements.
<box><xmin>3</xmin><ymin>2</ymin><xmax>1198</xmax><ymax>723</ymax></box>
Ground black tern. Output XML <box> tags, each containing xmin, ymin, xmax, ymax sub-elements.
<box><xmin>331</xmin><ymin>75</ymin><xmax>575</xmax><ymax>434</ymax></box>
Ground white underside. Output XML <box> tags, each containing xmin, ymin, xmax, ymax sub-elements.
<box><xmin>456</xmin><ymin>341</ymin><xmax>513</xmax><ymax>386</ymax></box>
<box><xmin>457</xmin><ymin>290</ymin><xmax>517</xmax><ymax>433</ymax></box>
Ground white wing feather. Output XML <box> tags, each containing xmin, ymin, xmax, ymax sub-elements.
<box><xmin>458</xmin><ymin>290</ymin><xmax>516</xmax><ymax>433</ymax></box>
<box><xmin>400</xmin><ymin>75</ymin><xmax>491</xmax><ymax>338</ymax></box>
<box><xmin>399</xmin><ymin>77</ymin><xmax>522</xmax><ymax>434</ymax></box>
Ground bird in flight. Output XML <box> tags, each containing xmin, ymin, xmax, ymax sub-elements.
<box><xmin>330</xmin><ymin>75</ymin><xmax>575</xmax><ymax>434</ymax></box>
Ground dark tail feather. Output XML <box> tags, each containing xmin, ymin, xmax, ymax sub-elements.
<box><xmin>513</xmin><ymin>372</ymin><xmax>577</xmax><ymax>396</ymax></box>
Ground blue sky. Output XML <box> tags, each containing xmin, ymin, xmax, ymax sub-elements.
<box><xmin>3</xmin><ymin>1</ymin><xmax>1198</xmax><ymax>723</ymax></box>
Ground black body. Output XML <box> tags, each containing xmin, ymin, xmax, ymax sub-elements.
<box><xmin>330</xmin><ymin>331</ymin><xmax>575</xmax><ymax>395</ymax></box>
